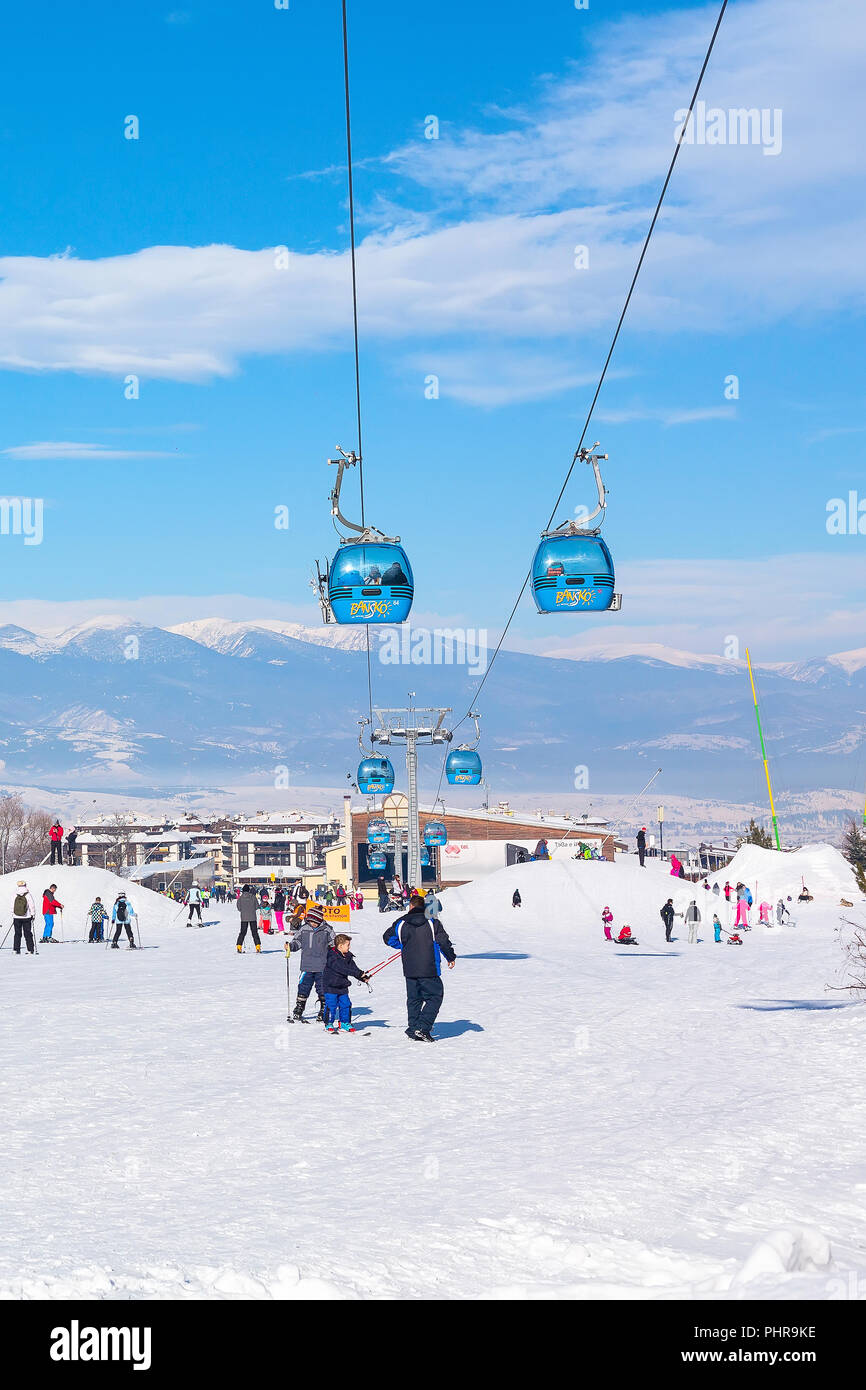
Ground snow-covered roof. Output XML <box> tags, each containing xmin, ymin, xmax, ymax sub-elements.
<box><xmin>232</xmin><ymin>830</ymin><xmax>315</xmax><ymax>844</ymax></box>
<box><xmin>127</xmin><ymin>856</ymin><xmax>213</xmax><ymax>880</ymax></box>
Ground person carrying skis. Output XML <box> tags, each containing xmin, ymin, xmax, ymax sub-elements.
<box><xmin>41</xmin><ymin>884</ymin><xmax>64</xmax><ymax>942</ymax></box>
<box><xmin>87</xmin><ymin>897</ymin><xmax>108</xmax><ymax>943</ymax></box>
<box><xmin>636</xmin><ymin>827</ymin><xmax>647</xmax><ymax>867</ymax></box>
<box><xmin>11</xmin><ymin>881</ymin><xmax>36</xmax><ymax>955</ymax></box>
<box><xmin>322</xmin><ymin>933</ymin><xmax>370</xmax><ymax>1033</ymax></box>
<box><xmin>49</xmin><ymin>819</ymin><xmax>64</xmax><ymax>865</ymax></box>
<box><xmin>287</xmin><ymin>903</ymin><xmax>336</xmax><ymax>1021</ymax></box>
<box><xmin>236</xmin><ymin>885</ymin><xmax>261</xmax><ymax>953</ymax></box>
<box><xmin>660</xmin><ymin>898</ymin><xmax>676</xmax><ymax>943</ymax></box>
<box><xmin>383</xmin><ymin>893</ymin><xmax>456</xmax><ymax>1042</ymax></box>
<box><xmin>186</xmin><ymin>883</ymin><xmax>203</xmax><ymax>924</ymax></box>
<box><xmin>602</xmin><ymin>906</ymin><xmax>613</xmax><ymax>939</ymax></box>
<box><xmin>513</xmin><ymin>889</ymin><xmax>523</xmax><ymax>909</ymax></box>
<box><xmin>65</xmin><ymin>827</ymin><xmax>78</xmax><ymax>865</ymax></box>
<box><xmin>111</xmin><ymin>892</ymin><xmax>137</xmax><ymax>949</ymax></box>
<box><xmin>685</xmin><ymin>900</ymin><xmax>701</xmax><ymax>943</ymax></box>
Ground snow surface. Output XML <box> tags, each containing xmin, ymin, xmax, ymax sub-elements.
<box><xmin>0</xmin><ymin>847</ymin><xmax>864</xmax><ymax>1301</ymax></box>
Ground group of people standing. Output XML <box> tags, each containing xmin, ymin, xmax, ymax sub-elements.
<box><xmin>48</xmin><ymin>820</ymin><xmax>77</xmax><ymax>866</ymax></box>
<box><xmin>6</xmin><ymin>881</ymin><xmax>138</xmax><ymax>953</ymax></box>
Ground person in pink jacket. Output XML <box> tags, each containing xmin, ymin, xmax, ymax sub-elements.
<box><xmin>758</xmin><ymin>900</ymin><xmax>771</xmax><ymax>925</ymax></box>
<box><xmin>602</xmin><ymin>906</ymin><xmax>613</xmax><ymax>940</ymax></box>
<box><xmin>669</xmin><ymin>854</ymin><xmax>682</xmax><ymax>877</ymax></box>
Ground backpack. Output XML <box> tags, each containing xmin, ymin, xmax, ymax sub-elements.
<box><xmin>14</xmin><ymin>892</ymin><xmax>28</xmax><ymax>917</ymax></box>
<box><xmin>116</xmin><ymin>898</ymin><xmax>128</xmax><ymax>922</ymax></box>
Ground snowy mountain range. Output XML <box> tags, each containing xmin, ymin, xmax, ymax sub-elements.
<box><xmin>0</xmin><ymin>617</ymin><xmax>864</xmax><ymax>829</ymax></box>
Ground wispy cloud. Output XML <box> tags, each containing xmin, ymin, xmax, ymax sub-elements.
<box><xmin>595</xmin><ymin>404</ymin><xmax>737</xmax><ymax>426</ymax></box>
<box><xmin>2</xmin><ymin>441</ymin><xmax>182</xmax><ymax>460</ymax></box>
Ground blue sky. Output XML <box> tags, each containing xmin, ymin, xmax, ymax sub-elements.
<box><xmin>0</xmin><ymin>0</ymin><xmax>863</xmax><ymax>661</ymax></box>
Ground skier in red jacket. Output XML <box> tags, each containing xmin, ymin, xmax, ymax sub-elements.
<box><xmin>49</xmin><ymin>820</ymin><xmax>64</xmax><ymax>865</ymax></box>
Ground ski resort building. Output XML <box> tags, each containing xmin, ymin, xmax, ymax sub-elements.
<box><xmin>345</xmin><ymin>799</ymin><xmax>617</xmax><ymax>890</ymax></box>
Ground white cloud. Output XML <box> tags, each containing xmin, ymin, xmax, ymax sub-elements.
<box><xmin>2</xmin><ymin>441</ymin><xmax>181</xmax><ymax>460</ymax></box>
<box><xmin>0</xmin><ymin>0</ymin><xmax>860</xmax><ymax>398</ymax></box>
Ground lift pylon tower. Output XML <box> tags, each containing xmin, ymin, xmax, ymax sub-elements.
<box><xmin>364</xmin><ymin>698</ymin><xmax>451</xmax><ymax>889</ymax></box>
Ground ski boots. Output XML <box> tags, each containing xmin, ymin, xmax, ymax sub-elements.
<box><xmin>255</xmin><ymin>944</ymin><xmax>261</xmax><ymax>952</ymax></box>
<box><xmin>292</xmin><ymin>997</ymin><xmax>308</xmax><ymax>1021</ymax></box>
<box><xmin>315</xmin><ymin>999</ymin><xmax>326</xmax><ymax>1023</ymax></box>
<box><xmin>340</xmin><ymin>1021</ymin><xmax>356</xmax><ymax>1033</ymax></box>
<box><xmin>236</xmin><ymin>944</ymin><xmax>243</xmax><ymax>953</ymax></box>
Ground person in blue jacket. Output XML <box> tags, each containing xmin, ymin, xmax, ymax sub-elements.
<box><xmin>383</xmin><ymin>893</ymin><xmax>456</xmax><ymax>1042</ymax></box>
<box><xmin>322</xmin><ymin>933</ymin><xmax>370</xmax><ymax>1033</ymax></box>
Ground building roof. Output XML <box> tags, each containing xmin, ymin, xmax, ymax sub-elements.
<box><xmin>352</xmin><ymin>803</ymin><xmax>610</xmax><ymax>833</ymax></box>
<box><xmin>232</xmin><ymin>830</ymin><xmax>316</xmax><ymax>844</ymax></box>
<box><xmin>127</xmin><ymin>856</ymin><xmax>213</xmax><ymax>880</ymax></box>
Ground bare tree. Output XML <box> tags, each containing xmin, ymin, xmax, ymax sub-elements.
<box><xmin>835</xmin><ymin>918</ymin><xmax>866</xmax><ymax>993</ymax></box>
<box><xmin>100</xmin><ymin>814</ymin><xmax>137</xmax><ymax>878</ymax></box>
<box><xmin>0</xmin><ymin>794</ymin><xmax>53</xmax><ymax>874</ymax></box>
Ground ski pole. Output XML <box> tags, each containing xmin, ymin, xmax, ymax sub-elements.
<box><xmin>285</xmin><ymin>947</ymin><xmax>292</xmax><ymax>1022</ymax></box>
<box><xmin>0</xmin><ymin>922</ymin><xmax>11</xmax><ymax>952</ymax></box>
<box><xmin>58</xmin><ymin>907</ymin><xmax>64</xmax><ymax>943</ymax></box>
<box><xmin>364</xmin><ymin>951</ymin><xmax>402</xmax><ymax>980</ymax></box>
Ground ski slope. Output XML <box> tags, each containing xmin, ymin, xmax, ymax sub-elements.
<box><xmin>0</xmin><ymin>848</ymin><xmax>863</xmax><ymax>1300</ymax></box>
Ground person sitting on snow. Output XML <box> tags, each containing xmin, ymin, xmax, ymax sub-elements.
<box><xmin>798</xmin><ymin>885</ymin><xmax>813</xmax><ymax>902</ymax></box>
<box><xmin>617</xmin><ymin>923</ymin><xmax>634</xmax><ymax>943</ymax></box>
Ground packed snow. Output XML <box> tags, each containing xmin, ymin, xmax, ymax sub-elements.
<box><xmin>0</xmin><ymin>846</ymin><xmax>863</xmax><ymax>1300</ymax></box>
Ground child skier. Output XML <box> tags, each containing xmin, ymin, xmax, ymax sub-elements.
<box><xmin>713</xmin><ymin>913</ymin><xmax>722</xmax><ymax>943</ymax></box>
<box><xmin>87</xmin><ymin>897</ymin><xmax>108</xmax><ymax>942</ymax></box>
<box><xmin>758</xmin><ymin>900</ymin><xmax>771</xmax><ymax>925</ymax></box>
<box><xmin>287</xmin><ymin>903</ymin><xmax>335</xmax><ymax>1021</ymax></box>
<box><xmin>602</xmin><ymin>906</ymin><xmax>613</xmax><ymax>940</ymax></box>
<box><xmin>512</xmin><ymin>889</ymin><xmax>522</xmax><ymax>909</ymax></box>
<box><xmin>322</xmin><ymin>934</ymin><xmax>370</xmax><ymax>1033</ymax></box>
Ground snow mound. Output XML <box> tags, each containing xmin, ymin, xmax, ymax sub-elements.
<box><xmin>444</xmin><ymin>855</ymin><xmax>704</xmax><ymax>934</ymax></box>
<box><xmin>733</xmin><ymin>1227</ymin><xmax>832</xmax><ymax>1286</ymax></box>
<box><xmin>723</xmin><ymin>843</ymin><xmax>861</xmax><ymax>905</ymax></box>
<box><xmin>0</xmin><ymin>864</ymin><xmax>182</xmax><ymax>933</ymax></box>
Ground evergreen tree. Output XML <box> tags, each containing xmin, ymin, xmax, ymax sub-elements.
<box><xmin>736</xmin><ymin>818</ymin><xmax>774</xmax><ymax>849</ymax></box>
<box><xmin>842</xmin><ymin>820</ymin><xmax>866</xmax><ymax>894</ymax></box>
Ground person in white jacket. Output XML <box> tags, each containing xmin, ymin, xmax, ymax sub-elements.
<box><xmin>12</xmin><ymin>880</ymin><xmax>37</xmax><ymax>955</ymax></box>
<box><xmin>186</xmin><ymin>883</ymin><xmax>203</xmax><ymax>924</ymax></box>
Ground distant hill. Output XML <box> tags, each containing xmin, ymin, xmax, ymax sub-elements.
<box><xmin>0</xmin><ymin>618</ymin><xmax>863</xmax><ymax>832</ymax></box>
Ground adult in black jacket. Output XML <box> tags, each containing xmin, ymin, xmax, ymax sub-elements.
<box><xmin>660</xmin><ymin>898</ymin><xmax>675</xmax><ymax>942</ymax></box>
<box><xmin>383</xmin><ymin>896</ymin><xmax>456</xmax><ymax>1042</ymax></box>
<box><xmin>637</xmin><ymin>827</ymin><xmax>647</xmax><ymax>867</ymax></box>
<box><xmin>236</xmin><ymin>886</ymin><xmax>261</xmax><ymax>952</ymax></box>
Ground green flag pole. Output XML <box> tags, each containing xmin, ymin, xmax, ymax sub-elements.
<box><xmin>745</xmin><ymin>647</ymin><xmax>781</xmax><ymax>850</ymax></box>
